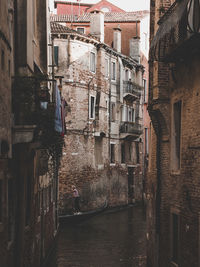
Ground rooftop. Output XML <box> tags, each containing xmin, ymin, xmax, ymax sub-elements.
<box><xmin>50</xmin><ymin>10</ymin><xmax>149</xmax><ymax>23</ymax></box>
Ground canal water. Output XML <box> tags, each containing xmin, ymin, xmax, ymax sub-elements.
<box><xmin>49</xmin><ymin>205</ymin><xmax>146</xmax><ymax>267</ymax></box>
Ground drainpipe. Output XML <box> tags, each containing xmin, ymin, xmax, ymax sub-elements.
<box><xmin>67</xmin><ymin>35</ymin><xmax>71</xmax><ymax>68</ymax></box>
<box><xmin>108</xmin><ymin>53</ymin><xmax>112</xmax><ymax>163</ymax></box>
<box><xmin>51</xmin><ymin>36</ymin><xmax>55</xmax><ymax>103</ymax></box>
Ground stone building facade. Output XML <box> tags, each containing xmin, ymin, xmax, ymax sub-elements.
<box><xmin>51</xmin><ymin>10</ymin><xmax>144</xmax><ymax>214</ymax></box>
<box><xmin>0</xmin><ymin>0</ymin><xmax>60</xmax><ymax>266</ymax></box>
<box><xmin>147</xmin><ymin>0</ymin><xmax>200</xmax><ymax>266</ymax></box>
<box><xmin>52</xmin><ymin>0</ymin><xmax>151</xmax><ymax>205</ymax></box>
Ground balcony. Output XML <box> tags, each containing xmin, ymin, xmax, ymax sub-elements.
<box><xmin>120</xmin><ymin>122</ymin><xmax>142</xmax><ymax>140</ymax></box>
<box><xmin>12</xmin><ymin>76</ymin><xmax>53</xmax><ymax>144</ymax></box>
<box><xmin>150</xmin><ymin>0</ymin><xmax>200</xmax><ymax>62</ymax></box>
<box><xmin>123</xmin><ymin>81</ymin><xmax>141</xmax><ymax>102</ymax></box>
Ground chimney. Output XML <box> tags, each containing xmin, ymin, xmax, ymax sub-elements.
<box><xmin>129</xmin><ymin>37</ymin><xmax>140</xmax><ymax>63</ymax></box>
<box><xmin>113</xmin><ymin>25</ymin><xmax>121</xmax><ymax>53</ymax></box>
<box><xmin>90</xmin><ymin>9</ymin><xmax>104</xmax><ymax>42</ymax></box>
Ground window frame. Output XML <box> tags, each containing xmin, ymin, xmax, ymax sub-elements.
<box><xmin>145</xmin><ymin>127</ymin><xmax>149</xmax><ymax>155</ymax></box>
<box><xmin>54</xmin><ymin>46</ymin><xmax>59</xmax><ymax>66</ymax></box>
<box><xmin>90</xmin><ymin>51</ymin><xmax>96</xmax><ymax>73</ymax></box>
<box><xmin>110</xmin><ymin>143</ymin><xmax>115</xmax><ymax>164</ymax></box>
<box><xmin>76</xmin><ymin>27</ymin><xmax>85</xmax><ymax>34</ymax></box>
<box><xmin>89</xmin><ymin>95</ymin><xmax>96</xmax><ymax>119</ymax></box>
<box><xmin>127</xmin><ymin>107</ymin><xmax>135</xmax><ymax>123</ymax></box>
<box><xmin>121</xmin><ymin>143</ymin><xmax>125</xmax><ymax>163</ymax></box>
<box><xmin>111</xmin><ymin>102</ymin><xmax>116</xmax><ymax>122</ymax></box>
<box><xmin>105</xmin><ymin>57</ymin><xmax>109</xmax><ymax>78</ymax></box>
<box><xmin>111</xmin><ymin>61</ymin><xmax>116</xmax><ymax>81</ymax></box>
<box><xmin>143</xmin><ymin>78</ymin><xmax>147</xmax><ymax>103</ymax></box>
<box><xmin>171</xmin><ymin>99</ymin><xmax>182</xmax><ymax>172</ymax></box>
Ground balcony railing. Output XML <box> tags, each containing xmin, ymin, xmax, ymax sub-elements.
<box><xmin>12</xmin><ymin>76</ymin><xmax>51</xmax><ymax>125</ymax></box>
<box><xmin>150</xmin><ymin>0</ymin><xmax>200</xmax><ymax>62</ymax></box>
<box><xmin>123</xmin><ymin>81</ymin><xmax>142</xmax><ymax>101</ymax></box>
<box><xmin>120</xmin><ymin>122</ymin><xmax>142</xmax><ymax>136</ymax></box>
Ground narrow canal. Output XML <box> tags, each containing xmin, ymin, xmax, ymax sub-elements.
<box><xmin>49</xmin><ymin>205</ymin><xmax>146</xmax><ymax>267</ymax></box>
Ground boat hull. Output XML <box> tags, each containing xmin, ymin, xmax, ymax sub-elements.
<box><xmin>59</xmin><ymin>202</ymin><xmax>107</xmax><ymax>224</ymax></box>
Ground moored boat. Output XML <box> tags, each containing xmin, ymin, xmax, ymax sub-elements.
<box><xmin>59</xmin><ymin>201</ymin><xmax>108</xmax><ymax>224</ymax></box>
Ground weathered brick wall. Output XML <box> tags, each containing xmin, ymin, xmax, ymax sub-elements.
<box><xmin>0</xmin><ymin>0</ymin><xmax>13</xmax><ymax>158</ymax></box>
<box><xmin>0</xmin><ymin>1</ymin><xmax>14</xmax><ymax>266</ymax></box>
<box><xmin>148</xmin><ymin>0</ymin><xmax>200</xmax><ymax>266</ymax></box>
<box><xmin>54</xmin><ymin>33</ymin><xmax>144</xmax><ymax>214</ymax></box>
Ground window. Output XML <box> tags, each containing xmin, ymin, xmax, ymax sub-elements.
<box><xmin>121</xmin><ymin>143</ymin><xmax>125</xmax><ymax>163</ymax></box>
<box><xmin>128</xmin><ymin>143</ymin><xmax>132</xmax><ymax>161</ymax></box>
<box><xmin>0</xmin><ymin>180</ymin><xmax>2</xmax><ymax>222</ymax></box>
<box><xmin>136</xmin><ymin>142</ymin><xmax>140</xmax><ymax>164</ymax></box>
<box><xmin>95</xmin><ymin>137</ymin><xmax>103</xmax><ymax>164</ymax></box>
<box><xmin>89</xmin><ymin>95</ymin><xmax>95</xmax><ymax>119</ymax></box>
<box><xmin>127</xmin><ymin>107</ymin><xmax>135</xmax><ymax>122</ymax></box>
<box><xmin>105</xmin><ymin>58</ymin><xmax>109</xmax><ymax>77</ymax></box>
<box><xmin>54</xmin><ymin>46</ymin><xmax>59</xmax><ymax>66</ymax></box>
<box><xmin>101</xmin><ymin>7</ymin><xmax>110</xmax><ymax>12</ymax></box>
<box><xmin>143</xmin><ymin>79</ymin><xmax>147</xmax><ymax>103</ymax></box>
<box><xmin>111</xmin><ymin>102</ymin><xmax>116</xmax><ymax>121</ymax></box>
<box><xmin>171</xmin><ymin>100</ymin><xmax>182</xmax><ymax>171</ymax></box>
<box><xmin>76</xmin><ymin>27</ymin><xmax>85</xmax><ymax>34</ymax></box>
<box><xmin>111</xmin><ymin>62</ymin><xmax>116</xmax><ymax>80</ymax></box>
<box><xmin>125</xmin><ymin>69</ymin><xmax>129</xmax><ymax>81</ymax></box>
<box><xmin>90</xmin><ymin>52</ymin><xmax>96</xmax><ymax>73</ymax></box>
<box><xmin>145</xmin><ymin>128</ymin><xmax>149</xmax><ymax>155</ymax></box>
<box><xmin>110</xmin><ymin>144</ymin><xmax>115</xmax><ymax>163</ymax></box>
<box><xmin>171</xmin><ymin>213</ymin><xmax>179</xmax><ymax>264</ymax></box>
<box><xmin>1</xmin><ymin>49</ymin><xmax>5</xmax><ymax>70</ymax></box>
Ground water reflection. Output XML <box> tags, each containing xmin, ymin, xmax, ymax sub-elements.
<box><xmin>49</xmin><ymin>205</ymin><xmax>146</xmax><ymax>267</ymax></box>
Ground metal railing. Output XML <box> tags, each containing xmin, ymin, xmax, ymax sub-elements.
<box><xmin>12</xmin><ymin>76</ymin><xmax>51</xmax><ymax>125</ymax></box>
<box><xmin>120</xmin><ymin>122</ymin><xmax>142</xmax><ymax>135</ymax></box>
<box><xmin>150</xmin><ymin>0</ymin><xmax>198</xmax><ymax>61</ymax></box>
<box><xmin>123</xmin><ymin>81</ymin><xmax>142</xmax><ymax>98</ymax></box>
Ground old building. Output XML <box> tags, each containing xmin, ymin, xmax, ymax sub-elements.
<box><xmin>147</xmin><ymin>0</ymin><xmax>200</xmax><ymax>266</ymax></box>
<box><xmin>52</xmin><ymin>0</ymin><xmax>151</xmax><ymax>199</ymax></box>
<box><xmin>51</xmin><ymin>9</ymin><xmax>144</xmax><ymax>214</ymax></box>
<box><xmin>52</xmin><ymin>0</ymin><xmax>151</xmax><ymax>208</ymax></box>
<box><xmin>0</xmin><ymin>0</ymin><xmax>15</xmax><ymax>266</ymax></box>
<box><xmin>54</xmin><ymin>0</ymin><xmax>125</xmax><ymax>15</ymax></box>
<box><xmin>0</xmin><ymin>0</ymin><xmax>60</xmax><ymax>266</ymax></box>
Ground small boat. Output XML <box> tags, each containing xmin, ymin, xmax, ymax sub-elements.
<box><xmin>59</xmin><ymin>201</ymin><xmax>108</xmax><ymax>224</ymax></box>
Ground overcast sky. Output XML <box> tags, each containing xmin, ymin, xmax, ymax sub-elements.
<box><xmin>49</xmin><ymin>0</ymin><xmax>150</xmax><ymax>12</ymax></box>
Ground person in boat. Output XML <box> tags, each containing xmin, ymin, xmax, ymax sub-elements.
<box><xmin>72</xmin><ymin>185</ymin><xmax>81</xmax><ymax>214</ymax></box>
